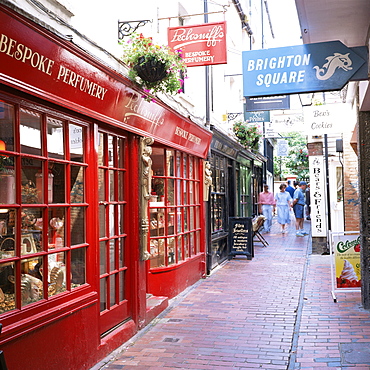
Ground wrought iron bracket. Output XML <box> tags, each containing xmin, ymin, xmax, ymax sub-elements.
<box><xmin>227</xmin><ymin>113</ymin><xmax>243</xmax><ymax>121</ymax></box>
<box><xmin>118</xmin><ymin>20</ymin><xmax>152</xmax><ymax>39</ymax></box>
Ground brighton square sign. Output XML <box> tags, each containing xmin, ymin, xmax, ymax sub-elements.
<box><xmin>242</xmin><ymin>41</ymin><xmax>367</xmax><ymax>97</ymax></box>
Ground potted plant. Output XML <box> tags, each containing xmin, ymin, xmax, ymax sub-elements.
<box><xmin>120</xmin><ymin>33</ymin><xmax>187</xmax><ymax>101</ymax></box>
<box><xmin>233</xmin><ymin>120</ymin><xmax>262</xmax><ymax>152</ymax></box>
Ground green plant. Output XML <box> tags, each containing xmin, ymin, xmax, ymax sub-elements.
<box><xmin>233</xmin><ymin>121</ymin><xmax>262</xmax><ymax>151</ymax></box>
<box><xmin>120</xmin><ymin>33</ymin><xmax>187</xmax><ymax>102</ymax></box>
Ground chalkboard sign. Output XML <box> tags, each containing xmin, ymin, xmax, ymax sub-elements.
<box><xmin>229</xmin><ymin>217</ymin><xmax>253</xmax><ymax>259</ymax></box>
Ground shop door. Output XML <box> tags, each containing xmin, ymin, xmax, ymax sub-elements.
<box><xmin>98</xmin><ymin>131</ymin><xmax>131</xmax><ymax>335</ymax></box>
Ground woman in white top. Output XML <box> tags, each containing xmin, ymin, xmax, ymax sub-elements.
<box><xmin>275</xmin><ymin>183</ymin><xmax>292</xmax><ymax>233</ymax></box>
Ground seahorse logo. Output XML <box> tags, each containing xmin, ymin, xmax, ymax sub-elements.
<box><xmin>313</xmin><ymin>53</ymin><xmax>353</xmax><ymax>80</ymax></box>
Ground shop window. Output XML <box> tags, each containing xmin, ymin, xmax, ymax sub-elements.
<box><xmin>0</xmin><ymin>98</ymin><xmax>87</xmax><ymax>315</ymax></box>
<box><xmin>149</xmin><ymin>148</ymin><xmax>201</xmax><ymax>268</ymax></box>
<box><xmin>210</xmin><ymin>153</ymin><xmax>226</xmax><ymax>233</ymax></box>
<box><xmin>239</xmin><ymin>164</ymin><xmax>252</xmax><ymax>217</ymax></box>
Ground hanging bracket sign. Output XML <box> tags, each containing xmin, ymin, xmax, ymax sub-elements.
<box><xmin>242</xmin><ymin>41</ymin><xmax>367</xmax><ymax>97</ymax></box>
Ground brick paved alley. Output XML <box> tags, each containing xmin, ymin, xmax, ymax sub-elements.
<box><xmin>91</xmin><ymin>217</ymin><xmax>370</xmax><ymax>370</ymax></box>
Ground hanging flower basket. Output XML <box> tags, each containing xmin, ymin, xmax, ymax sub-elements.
<box><xmin>120</xmin><ymin>33</ymin><xmax>187</xmax><ymax>102</ymax></box>
<box><xmin>134</xmin><ymin>56</ymin><xmax>168</xmax><ymax>83</ymax></box>
<box><xmin>233</xmin><ymin>120</ymin><xmax>262</xmax><ymax>152</ymax></box>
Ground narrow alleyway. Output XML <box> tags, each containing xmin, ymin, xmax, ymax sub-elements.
<box><xmin>92</xmin><ymin>217</ymin><xmax>370</xmax><ymax>370</ymax></box>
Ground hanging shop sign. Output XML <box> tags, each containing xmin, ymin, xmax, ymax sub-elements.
<box><xmin>0</xmin><ymin>6</ymin><xmax>212</xmax><ymax>158</ymax></box>
<box><xmin>276</xmin><ymin>139</ymin><xmax>289</xmax><ymax>156</ymax></box>
<box><xmin>245</xmin><ymin>95</ymin><xmax>290</xmax><ymax>111</ymax></box>
<box><xmin>271</xmin><ymin>112</ymin><xmax>305</xmax><ymax>133</ymax></box>
<box><xmin>303</xmin><ymin>103</ymin><xmax>353</xmax><ymax>135</ymax></box>
<box><xmin>244</xmin><ymin>110</ymin><xmax>270</xmax><ymax>123</ymax></box>
<box><xmin>167</xmin><ymin>21</ymin><xmax>227</xmax><ymax>67</ymax></box>
<box><xmin>242</xmin><ymin>41</ymin><xmax>367</xmax><ymax>97</ymax></box>
<box><xmin>309</xmin><ymin>156</ymin><xmax>327</xmax><ymax>237</ymax></box>
<box><xmin>229</xmin><ymin>217</ymin><xmax>253</xmax><ymax>259</ymax></box>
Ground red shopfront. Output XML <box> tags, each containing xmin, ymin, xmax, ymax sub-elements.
<box><xmin>0</xmin><ymin>4</ymin><xmax>211</xmax><ymax>370</ymax></box>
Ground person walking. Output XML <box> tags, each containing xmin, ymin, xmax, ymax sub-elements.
<box><xmin>286</xmin><ymin>180</ymin><xmax>295</xmax><ymax>198</ymax></box>
<box><xmin>258</xmin><ymin>184</ymin><xmax>276</xmax><ymax>233</ymax></box>
<box><xmin>275</xmin><ymin>183</ymin><xmax>292</xmax><ymax>233</ymax></box>
<box><xmin>292</xmin><ymin>181</ymin><xmax>308</xmax><ymax>237</ymax></box>
<box><xmin>305</xmin><ymin>183</ymin><xmax>311</xmax><ymax>220</ymax></box>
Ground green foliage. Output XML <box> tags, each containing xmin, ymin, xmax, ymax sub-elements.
<box><xmin>120</xmin><ymin>33</ymin><xmax>187</xmax><ymax>101</ymax></box>
<box><xmin>274</xmin><ymin>132</ymin><xmax>308</xmax><ymax>180</ymax></box>
<box><xmin>233</xmin><ymin>121</ymin><xmax>262</xmax><ymax>151</ymax></box>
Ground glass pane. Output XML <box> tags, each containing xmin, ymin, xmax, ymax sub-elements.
<box><xmin>153</xmin><ymin>178</ymin><xmax>165</xmax><ymax>199</ymax></box>
<box><xmin>47</xmin><ymin>117</ymin><xmax>64</xmax><ymax>159</ymax></box>
<box><xmin>184</xmin><ymin>208</ymin><xmax>188</xmax><ymax>231</ymax></box>
<box><xmin>152</xmin><ymin>147</ymin><xmax>164</xmax><ymax>176</ymax></box>
<box><xmin>166</xmin><ymin>150</ymin><xmax>174</xmax><ymax>176</ymax></box>
<box><xmin>21</xmin><ymin>257</ymin><xmax>43</xmax><ymax>307</ymax></box>
<box><xmin>70</xmin><ymin>165</ymin><xmax>83</xmax><ymax>203</ymax></box>
<box><xmin>100</xmin><ymin>278</ymin><xmax>106</xmax><ymax>312</ymax></box>
<box><xmin>190</xmin><ymin>233</ymin><xmax>195</xmax><ymax>255</ymax></box>
<box><xmin>118</xmin><ymin>238</ymin><xmax>125</xmax><ymax>268</ymax></box>
<box><xmin>0</xmin><ymin>208</ymin><xmax>16</xmax><ymax>250</ymax></box>
<box><xmin>190</xmin><ymin>207</ymin><xmax>194</xmax><ymax>230</ymax></box>
<box><xmin>168</xmin><ymin>237</ymin><xmax>175</xmax><ymax>265</ymax></box>
<box><xmin>98</xmin><ymin>169</ymin><xmax>105</xmax><ymax>201</ymax></box>
<box><xmin>189</xmin><ymin>157</ymin><xmax>193</xmax><ymax>178</ymax></box>
<box><xmin>176</xmin><ymin>152</ymin><xmax>181</xmax><ymax>177</ymax></box>
<box><xmin>99</xmin><ymin>205</ymin><xmax>105</xmax><ymax>238</ymax></box>
<box><xmin>98</xmin><ymin>132</ymin><xmax>104</xmax><ymax>166</ymax></box>
<box><xmin>70</xmin><ymin>207</ymin><xmax>85</xmax><ymax>245</ymax></box>
<box><xmin>0</xmin><ymin>262</ymin><xmax>16</xmax><ymax>313</ymax></box>
<box><xmin>194</xmin><ymin>158</ymin><xmax>199</xmax><ymax>180</ymax></box>
<box><xmin>0</xmin><ymin>100</ymin><xmax>15</xmax><ymax>152</ymax></box>
<box><xmin>100</xmin><ymin>241</ymin><xmax>106</xmax><ymax>275</ymax></box>
<box><xmin>167</xmin><ymin>179</ymin><xmax>175</xmax><ymax>205</ymax></box>
<box><xmin>167</xmin><ymin>208</ymin><xmax>175</xmax><ymax>235</ymax></box>
<box><xmin>20</xmin><ymin>108</ymin><xmax>41</xmax><ymax>156</ymax></box>
<box><xmin>196</xmin><ymin>231</ymin><xmax>200</xmax><ymax>254</ymax></box>
<box><xmin>21</xmin><ymin>208</ymin><xmax>43</xmax><ymax>252</ymax></box>
<box><xmin>118</xmin><ymin>171</ymin><xmax>124</xmax><ymax>201</ymax></box>
<box><xmin>108</xmin><ymin>204</ymin><xmax>115</xmax><ymax>237</ymax></box>
<box><xmin>177</xmin><ymin>235</ymin><xmax>182</xmax><ymax>261</ymax></box>
<box><xmin>48</xmin><ymin>163</ymin><xmax>64</xmax><ymax>203</ymax></box>
<box><xmin>119</xmin><ymin>270</ymin><xmax>125</xmax><ymax>302</ymax></box>
<box><xmin>118</xmin><ymin>204</ymin><xmax>124</xmax><ymax>235</ymax></box>
<box><xmin>177</xmin><ymin>207</ymin><xmax>182</xmax><ymax>232</ymax></box>
<box><xmin>48</xmin><ymin>208</ymin><xmax>65</xmax><ymax>250</ymax></box>
<box><xmin>194</xmin><ymin>182</ymin><xmax>199</xmax><ymax>204</ymax></box>
<box><xmin>47</xmin><ymin>252</ymin><xmax>66</xmax><ymax>297</ymax></box>
<box><xmin>117</xmin><ymin>137</ymin><xmax>125</xmax><ymax>168</ymax></box>
<box><xmin>109</xmin><ymin>170</ymin><xmax>115</xmax><ymax>201</ymax></box>
<box><xmin>109</xmin><ymin>239</ymin><xmax>115</xmax><ymax>272</ymax></box>
<box><xmin>21</xmin><ymin>158</ymin><xmax>42</xmax><ymax>204</ymax></box>
<box><xmin>109</xmin><ymin>274</ymin><xmax>116</xmax><ymax>307</ymax></box>
<box><xmin>71</xmin><ymin>247</ymin><xmax>86</xmax><ymax>287</ymax></box>
<box><xmin>183</xmin><ymin>180</ymin><xmax>188</xmax><ymax>204</ymax></box>
<box><xmin>150</xmin><ymin>238</ymin><xmax>165</xmax><ymax>268</ymax></box>
<box><xmin>69</xmin><ymin>124</ymin><xmax>84</xmax><ymax>162</ymax></box>
<box><xmin>189</xmin><ymin>181</ymin><xmax>194</xmax><ymax>204</ymax></box>
<box><xmin>0</xmin><ymin>155</ymin><xmax>16</xmax><ymax>204</ymax></box>
<box><xmin>108</xmin><ymin>135</ymin><xmax>114</xmax><ymax>167</ymax></box>
<box><xmin>176</xmin><ymin>179</ymin><xmax>181</xmax><ymax>205</ymax></box>
<box><xmin>184</xmin><ymin>234</ymin><xmax>189</xmax><ymax>258</ymax></box>
<box><xmin>183</xmin><ymin>154</ymin><xmax>187</xmax><ymax>178</ymax></box>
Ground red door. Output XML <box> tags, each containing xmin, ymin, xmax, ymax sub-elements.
<box><xmin>97</xmin><ymin>130</ymin><xmax>131</xmax><ymax>335</ymax></box>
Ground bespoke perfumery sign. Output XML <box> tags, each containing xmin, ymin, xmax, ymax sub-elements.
<box><xmin>242</xmin><ymin>41</ymin><xmax>366</xmax><ymax>97</ymax></box>
<box><xmin>168</xmin><ymin>21</ymin><xmax>227</xmax><ymax>67</ymax></box>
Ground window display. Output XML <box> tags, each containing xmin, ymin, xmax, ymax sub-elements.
<box><xmin>149</xmin><ymin>148</ymin><xmax>201</xmax><ymax>268</ymax></box>
<box><xmin>0</xmin><ymin>97</ymin><xmax>87</xmax><ymax>315</ymax></box>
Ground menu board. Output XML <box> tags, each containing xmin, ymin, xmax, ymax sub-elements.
<box><xmin>229</xmin><ymin>217</ymin><xmax>253</xmax><ymax>259</ymax></box>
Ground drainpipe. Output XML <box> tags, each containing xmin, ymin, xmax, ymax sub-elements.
<box><xmin>204</xmin><ymin>0</ymin><xmax>210</xmax><ymax>126</ymax></box>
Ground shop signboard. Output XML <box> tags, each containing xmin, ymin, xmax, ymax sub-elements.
<box><xmin>309</xmin><ymin>156</ymin><xmax>327</xmax><ymax>237</ymax></box>
<box><xmin>276</xmin><ymin>139</ymin><xmax>288</xmax><ymax>156</ymax></box>
<box><xmin>303</xmin><ymin>103</ymin><xmax>353</xmax><ymax>135</ymax></box>
<box><xmin>330</xmin><ymin>232</ymin><xmax>361</xmax><ymax>301</ymax></box>
<box><xmin>229</xmin><ymin>217</ymin><xmax>253</xmax><ymax>259</ymax></box>
<box><xmin>245</xmin><ymin>95</ymin><xmax>290</xmax><ymax>111</ymax></box>
<box><xmin>244</xmin><ymin>110</ymin><xmax>270</xmax><ymax>123</ymax></box>
<box><xmin>242</xmin><ymin>41</ymin><xmax>366</xmax><ymax>97</ymax></box>
<box><xmin>168</xmin><ymin>21</ymin><xmax>227</xmax><ymax>67</ymax></box>
<box><xmin>0</xmin><ymin>6</ymin><xmax>212</xmax><ymax>158</ymax></box>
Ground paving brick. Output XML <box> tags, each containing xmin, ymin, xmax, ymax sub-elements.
<box><xmin>93</xmin><ymin>219</ymin><xmax>370</xmax><ymax>370</ymax></box>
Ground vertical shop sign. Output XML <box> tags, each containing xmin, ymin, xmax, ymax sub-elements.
<box><xmin>309</xmin><ymin>156</ymin><xmax>327</xmax><ymax>237</ymax></box>
<box><xmin>168</xmin><ymin>21</ymin><xmax>227</xmax><ymax>67</ymax></box>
